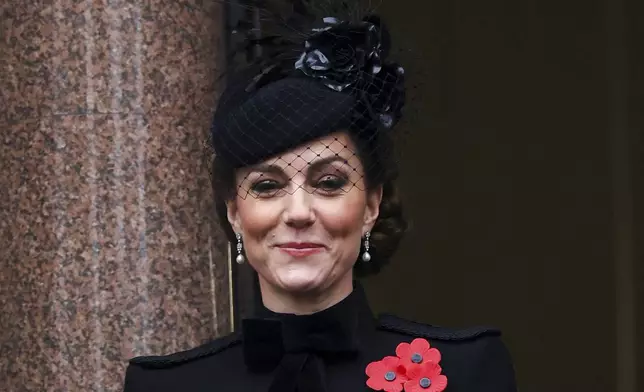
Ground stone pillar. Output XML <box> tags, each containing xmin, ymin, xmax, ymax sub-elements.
<box><xmin>0</xmin><ymin>1</ymin><xmax>230</xmax><ymax>391</ymax></box>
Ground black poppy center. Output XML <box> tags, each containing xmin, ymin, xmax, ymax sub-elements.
<box><xmin>420</xmin><ymin>377</ymin><xmax>432</xmax><ymax>388</ymax></box>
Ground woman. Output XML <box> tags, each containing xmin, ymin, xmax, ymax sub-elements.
<box><xmin>123</xmin><ymin>8</ymin><xmax>517</xmax><ymax>392</ymax></box>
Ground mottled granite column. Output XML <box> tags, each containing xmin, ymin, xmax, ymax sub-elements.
<box><xmin>0</xmin><ymin>1</ymin><xmax>231</xmax><ymax>391</ymax></box>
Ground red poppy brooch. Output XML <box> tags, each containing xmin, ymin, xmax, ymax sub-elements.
<box><xmin>365</xmin><ymin>338</ymin><xmax>448</xmax><ymax>392</ymax></box>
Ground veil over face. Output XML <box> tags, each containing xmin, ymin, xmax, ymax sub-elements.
<box><xmin>226</xmin><ymin>131</ymin><xmax>382</xmax><ymax>301</ymax></box>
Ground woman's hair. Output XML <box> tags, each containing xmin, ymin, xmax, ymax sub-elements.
<box><xmin>210</xmin><ymin>129</ymin><xmax>408</xmax><ymax>277</ymax></box>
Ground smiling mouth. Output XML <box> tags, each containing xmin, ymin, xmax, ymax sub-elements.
<box><xmin>276</xmin><ymin>243</ymin><xmax>325</xmax><ymax>257</ymax></box>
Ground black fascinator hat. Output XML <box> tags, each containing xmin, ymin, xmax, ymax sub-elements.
<box><xmin>210</xmin><ymin>3</ymin><xmax>406</xmax><ymax>174</ymax></box>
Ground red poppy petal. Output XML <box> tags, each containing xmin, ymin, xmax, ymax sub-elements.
<box><xmin>405</xmin><ymin>363</ymin><xmax>423</xmax><ymax>379</ymax></box>
<box><xmin>395</xmin><ymin>342</ymin><xmax>412</xmax><ymax>358</ymax></box>
<box><xmin>429</xmin><ymin>375</ymin><xmax>448</xmax><ymax>392</ymax></box>
<box><xmin>384</xmin><ymin>382</ymin><xmax>404</xmax><ymax>392</ymax></box>
<box><xmin>366</xmin><ymin>361</ymin><xmax>386</xmax><ymax>377</ymax></box>
<box><xmin>367</xmin><ymin>377</ymin><xmax>386</xmax><ymax>390</ymax></box>
<box><xmin>411</xmin><ymin>338</ymin><xmax>430</xmax><ymax>353</ymax></box>
<box><xmin>399</xmin><ymin>358</ymin><xmax>414</xmax><ymax>370</ymax></box>
<box><xmin>423</xmin><ymin>361</ymin><xmax>443</xmax><ymax>377</ymax></box>
<box><xmin>382</xmin><ymin>356</ymin><xmax>400</xmax><ymax>368</ymax></box>
<box><xmin>403</xmin><ymin>380</ymin><xmax>420</xmax><ymax>392</ymax></box>
<box><xmin>425</xmin><ymin>347</ymin><xmax>442</xmax><ymax>363</ymax></box>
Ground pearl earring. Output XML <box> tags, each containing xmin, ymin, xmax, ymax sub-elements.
<box><xmin>235</xmin><ymin>233</ymin><xmax>245</xmax><ymax>264</ymax></box>
<box><xmin>362</xmin><ymin>231</ymin><xmax>371</xmax><ymax>262</ymax></box>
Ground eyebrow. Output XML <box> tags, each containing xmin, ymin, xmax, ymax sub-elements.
<box><xmin>248</xmin><ymin>155</ymin><xmax>350</xmax><ymax>175</ymax></box>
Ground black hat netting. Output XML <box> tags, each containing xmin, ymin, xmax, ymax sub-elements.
<box><xmin>209</xmin><ymin>1</ymin><xmax>406</xmax><ymax>199</ymax></box>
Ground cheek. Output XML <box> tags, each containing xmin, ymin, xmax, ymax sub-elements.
<box><xmin>236</xmin><ymin>198</ymin><xmax>280</xmax><ymax>238</ymax></box>
<box><xmin>317</xmin><ymin>195</ymin><xmax>367</xmax><ymax>236</ymax></box>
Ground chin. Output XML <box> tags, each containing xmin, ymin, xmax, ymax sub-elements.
<box><xmin>274</xmin><ymin>269</ymin><xmax>327</xmax><ymax>294</ymax></box>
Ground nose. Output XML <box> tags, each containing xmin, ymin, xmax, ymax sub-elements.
<box><xmin>282</xmin><ymin>187</ymin><xmax>315</xmax><ymax>228</ymax></box>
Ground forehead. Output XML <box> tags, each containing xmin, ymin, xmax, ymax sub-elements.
<box><xmin>257</xmin><ymin>132</ymin><xmax>362</xmax><ymax>172</ymax></box>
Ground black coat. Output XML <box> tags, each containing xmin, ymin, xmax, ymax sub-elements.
<box><xmin>123</xmin><ymin>284</ymin><xmax>517</xmax><ymax>391</ymax></box>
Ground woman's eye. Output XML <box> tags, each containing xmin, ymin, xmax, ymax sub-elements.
<box><xmin>250</xmin><ymin>179</ymin><xmax>283</xmax><ymax>196</ymax></box>
<box><xmin>316</xmin><ymin>175</ymin><xmax>348</xmax><ymax>192</ymax></box>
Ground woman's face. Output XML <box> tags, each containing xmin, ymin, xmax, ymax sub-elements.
<box><xmin>227</xmin><ymin>132</ymin><xmax>382</xmax><ymax>300</ymax></box>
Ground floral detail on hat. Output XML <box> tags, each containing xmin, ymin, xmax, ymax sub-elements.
<box><xmin>366</xmin><ymin>338</ymin><xmax>447</xmax><ymax>392</ymax></box>
<box><xmin>294</xmin><ymin>16</ymin><xmax>406</xmax><ymax>131</ymax></box>
<box><xmin>295</xmin><ymin>17</ymin><xmax>383</xmax><ymax>92</ymax></box>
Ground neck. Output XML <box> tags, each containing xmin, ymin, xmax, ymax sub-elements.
<box><xmin>258</xmin><ymin>275</ymin><xmax>354</xmax><ymax>315</ymax></box>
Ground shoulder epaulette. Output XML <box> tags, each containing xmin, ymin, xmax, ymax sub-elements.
<box><xmin>377</xmin><ymin>313</ymin><xmax>501</xmax><ymax>341</ymax></box>
<box><xmin>129</xmin><ymin>332</ymin><xmax>242</xmax><ymax>369</ymax></box>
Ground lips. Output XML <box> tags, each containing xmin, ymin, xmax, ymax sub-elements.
<box><xmin>277</xmin><ymin>242</ymin><xmax>324</xmax><ymax>249</ymax></box>
<box><xmin>276</xmin><ymin>242</ymin><xmax>325</xmax><ymax>257</ymax></box>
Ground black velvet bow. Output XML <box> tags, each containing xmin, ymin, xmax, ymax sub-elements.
<box><xmin>241</xmin><ymin>299</ymin><xmax>362</xmax><ymax>392</ymax></box>
<box><xmin>242</xmin><ymin>314</ymin><xmax>359</xmax><ymax>372</ymax></box>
